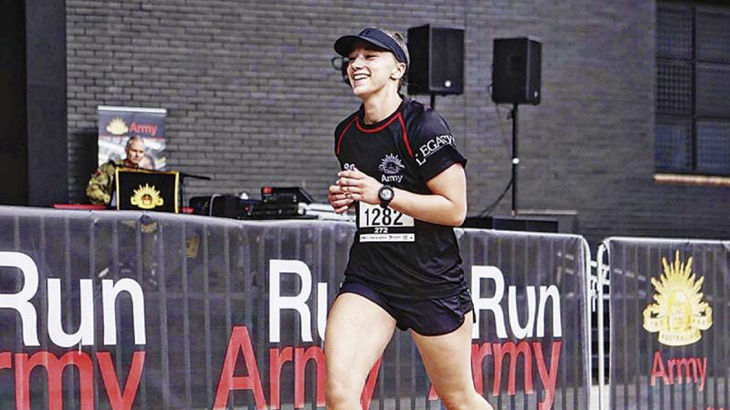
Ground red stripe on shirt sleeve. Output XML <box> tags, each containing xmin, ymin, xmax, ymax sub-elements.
<box><xmin>397</xmin><ymin>114</ymin><xmax>414</xmax><ymax>158</ymax></box>
<box><xmin>336</xmin><ymin>117</ymin><xmax>357</xmax><ymax>155</ymax></box>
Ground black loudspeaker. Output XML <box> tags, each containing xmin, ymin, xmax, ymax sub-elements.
<box><xmin>492</xmin><ymin>37</ymin><xmax>542</xmax><ymax>105</ymax></box>
<box><xmin>407</xmin><ymin>25</ymin><xmax>464</xmax><ymax>95</ymax></box>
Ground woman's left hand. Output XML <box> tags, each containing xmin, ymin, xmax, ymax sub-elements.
<box><xmin>337</xmin><ymin>169</ymin><xmax>382</xmax><ymax>206</ymax></box>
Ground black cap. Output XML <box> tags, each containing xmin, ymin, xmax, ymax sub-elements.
<box><xmin>334</xmin><ymin>27</ymin><xmax>409</xmax><ymax>66</ymax></box>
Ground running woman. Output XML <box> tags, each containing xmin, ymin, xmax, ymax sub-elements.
<box><xmin>325</xmin><ymin>27</ymin><xmax>492</xmax><ymax>410</ymax></box>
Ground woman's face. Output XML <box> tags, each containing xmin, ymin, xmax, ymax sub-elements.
<box><xmin>347</xmin><ymin>41</ymin><xmax>404</xmax><ymax>100</ymax></box>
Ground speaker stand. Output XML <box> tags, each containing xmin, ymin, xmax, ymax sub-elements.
<box><xmin>511</xmin><ymin>103</ymin><xmax>519</xmax><ymax>216</ymax></box>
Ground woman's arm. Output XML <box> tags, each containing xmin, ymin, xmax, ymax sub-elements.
<box><xmin>336</xmin><ymin>163</ymin><xmax>467</xmax><ymax>226</ymax></box>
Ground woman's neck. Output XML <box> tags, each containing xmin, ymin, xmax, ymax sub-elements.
<box><xmin>361</xmin><ymin>91</ymin><xmax>403</xmax><ymax>124</ymax></box>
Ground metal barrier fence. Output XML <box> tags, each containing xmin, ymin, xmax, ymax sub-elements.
<box><xmin>597</xmin><ymin>237</ymin><xmax>730</xmax><ymax>410</ymax></box>
<box><xmin>0</xmin><ymin>206</ymin><xmax>590</xmax><ymax>409</ymax></box>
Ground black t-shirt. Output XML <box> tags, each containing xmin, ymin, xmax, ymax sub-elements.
<box><xmin>334</xmin><ymin>98</ymin><xmax>468</xmax><ymax>299</ymax></box>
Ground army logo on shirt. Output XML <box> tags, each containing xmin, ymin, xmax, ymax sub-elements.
<box><xmin>379</xmin><ymin>154</ymin><xmax>405</xmax><ymax>183</ymax></box>
<box><xmin>379</xmin><ymin>153</ymin><xmax>405</xmax><ymax>175</ymax></box>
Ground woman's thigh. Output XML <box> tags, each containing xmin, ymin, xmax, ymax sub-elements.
<box><xmin>324</xmin><ymin>292</ymin><xmax>396</xmax><ymax>388</ymax></box>
<box><xmin>410</xmin><ymin>310</ymin><xmax>475</xmax><ymax>395</ymax></box>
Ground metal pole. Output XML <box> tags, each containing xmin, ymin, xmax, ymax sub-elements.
<box><xmin>597</xmin><ymin>244</ymin><xmax>608</xmax><ymax>410</ymax></box>
<box><xmin>511</xmin><ymin>103</ymin><xmax>519</xmax><ymax>216</ymax></box>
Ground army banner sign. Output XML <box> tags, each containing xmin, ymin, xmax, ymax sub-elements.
<box><xmin>98</xmin><ymin>106</ymin><xmax>167</xmax><ymax>171</ymax></box>
<box><xmin>0</xmin><ymin>206</ymin><xmax>589</xmax><ymax>409</ymax></box>
<box><xmin>606</xmin><ymin>238</ymin><xmax>729</xmax><ymax>410</ymax></box>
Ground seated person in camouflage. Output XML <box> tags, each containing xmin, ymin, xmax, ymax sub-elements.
<box><xmin>86</xmin><ymin>136</ymin><xmax>148</xmax><ymax>205</ymax></box>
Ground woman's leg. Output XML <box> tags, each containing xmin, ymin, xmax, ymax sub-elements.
<box><xmin>410</xmin><ymin>311</ymin><xmax>493</xmax><ymax>410</ymax></box>
<box><xmin>324</xmin><ymin>293</ymin><xmax>396</xmax><ymax>409</ymax></box>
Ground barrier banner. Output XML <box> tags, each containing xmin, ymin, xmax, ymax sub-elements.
<box><xmin>606</xmin><ymin>238</ymin><xmax>729</xmax><ymax>409</ymax></box>
<box><xmin>0</xmin><ymin>206</ymin><xmax>589</xmax><ymax>409</ymax></box>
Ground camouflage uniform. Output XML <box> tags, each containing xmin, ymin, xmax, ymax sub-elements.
<box><xmin>86</xmin><ymin>160</ymin><xmax>121</xmax><ymax>205</ymax></box>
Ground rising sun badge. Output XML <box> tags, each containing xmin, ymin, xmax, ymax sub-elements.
<box><xmin>642</xmin><ymin>250</ymin><xmax>712</xmax><ymax>346</ymax></box>
<box><xmin>106</xmin><ymin>117</ymin><xmax>129</xmax><ymax>135</ymax></box>
<box><xmin>130</xmin><ymin>184</ymin><xmax>164</xmax><ymax>210</ymax></box>
<box><xmin>378</xmin><ymin>153</ymin><xmax>405</xmax><ymax>175</ymax></box>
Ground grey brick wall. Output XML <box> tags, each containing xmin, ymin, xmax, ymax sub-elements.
<box><xmin>66</xmin><ymin>0</ymin><xmax>730</xmax><ymax>246</ymax></box>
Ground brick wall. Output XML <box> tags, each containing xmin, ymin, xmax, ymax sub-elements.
<box><xmin>66</xmin><ymin>0</ymin><xmax>730</xmax><ymax>246</ymax></box>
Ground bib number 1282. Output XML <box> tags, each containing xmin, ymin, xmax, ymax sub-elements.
<box><xmin>358</xmin><ymin>203</ymin><xmax>414</xmax><ymax>242</ymax></box>
<box><xmin>362</xmin><ymin>206</ymin><xmax>402</xmax><ymax>228</ymax></box>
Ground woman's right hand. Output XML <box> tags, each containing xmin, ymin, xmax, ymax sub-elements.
<box><xmin>328</xmin><ymin>184</ymin><xmax>354</xmax><ymax>214</ymax></box>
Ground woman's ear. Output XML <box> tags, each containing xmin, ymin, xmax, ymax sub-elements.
<box><xmin>390</xmin><ymin>62</ymin><xmax>406</xmax><ymax>81</ymax></box>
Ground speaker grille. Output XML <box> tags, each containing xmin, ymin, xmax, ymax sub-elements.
<box><xmin>407</xmin><ymin>25</ymin><xmax>464</xmax><ymax>95</ymax></box>
<box><xmin>406</xmin><ymin>25</ymin><xmax>430</xmax><ymax>95</ymax></box>
<box><xmin>429</xmin><ymin>28</ymin><xmax>464</xmax><ymax>94</ymax></box>
<box><xmin>491</xmin><ymin>37</ymin><xmax>541</xmax><ymax>105</ymax></box>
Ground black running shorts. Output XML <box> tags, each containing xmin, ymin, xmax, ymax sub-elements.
<box><xmin>338</xmin><ymin>277</ymin><xmax>474</xmax><ymax>336</ymax></box>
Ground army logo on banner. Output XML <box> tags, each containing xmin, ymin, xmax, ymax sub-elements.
<box><xmin>116</xmin><ymin>168</ymin><xmax>179</xmax><ymax>213</ymax></box>
<box><xmin>130</xmin><ymin>183</ymin><xmax>164</xmax><ymax>210</ymax></box>
<box><xmin>106</xmin><ymin>117</ymin><xmax>129</xmax><ymax>135</ymax></box>
<box><xmin>643</xmin><ymin>250</ymin><xmax>713</xmax><ymax>346</ymax></box>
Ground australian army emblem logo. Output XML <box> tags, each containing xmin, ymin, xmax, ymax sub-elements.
<box><xmin>106</xmin><ymin>117</ymin><xmax>129</xmax><ymax>135</ymax></box>
<box><xmin>130</xmin><ymin>183</ymin><xmax>164</xmax><ymax>210</ymax></box>
<box><xmin>643</xmin><ymin>251</ymin><xmax>712</xmax><ymax>346</ymax></box>
<box><xmin>378</xmin><ymin>153</ymin><xmax>405</xmax><ymax>175</ymax></box>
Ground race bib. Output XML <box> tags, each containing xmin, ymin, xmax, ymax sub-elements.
<box><xmin>357</xmin><ymin>202</ymin><xmax>415</xmax><ymax>242</ymax></box>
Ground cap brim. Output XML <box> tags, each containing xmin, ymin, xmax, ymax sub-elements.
<box><xmin>334</xmin><ymin>35</ymin><xmax>392</xmax><ymax>57</ymax></box>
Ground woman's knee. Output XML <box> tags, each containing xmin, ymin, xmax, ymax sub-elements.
<box><xmin>438</xmin><ymin>389</ymin><xmax>490</xmax><ymax>410</ymax></box>
<box><xmin>438</xmin><ymin>391</ymin><xmax>470</xmax><ymax>410</ymax></box>
<box><xmin>325</xmin><ymin>375</ymin><xmax>361</xmax><ymax>408</ymax></box>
